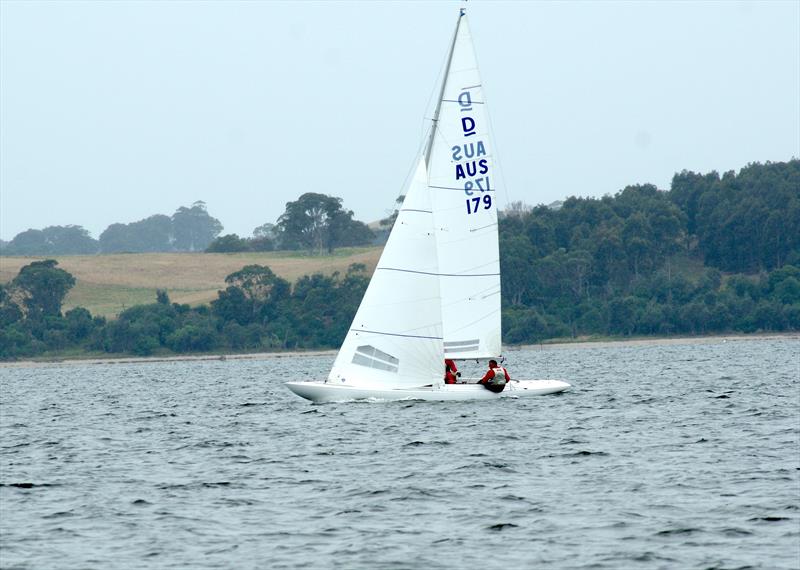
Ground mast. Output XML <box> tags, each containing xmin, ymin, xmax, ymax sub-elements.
<box><xmin>423</xmin><ymin>9</ymin><xmax>465</xmax><ymax>168</ymax></box>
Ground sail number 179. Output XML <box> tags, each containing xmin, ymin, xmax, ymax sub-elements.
<box><xmin>466</xmin><ymin>194</ymin><xmax>492</xmax><ymax>214</ymax></box>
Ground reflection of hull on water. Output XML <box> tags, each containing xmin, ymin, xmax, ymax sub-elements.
<box><xmin>285</xmin><ymin>379</ymin><xmax>570</xmax><ymax>403</ymax></box>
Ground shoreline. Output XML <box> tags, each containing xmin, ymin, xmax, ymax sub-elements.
<box><xmin>0</xmin><ymin>349</ymin><xmax>339</xmax><ymax>368</ymax></box>
<box><xmin>513</xmin><ymin>332</ymin><xmax>799</xmax><ymax>351</ymax></box>
<box><xmin>1</xmin><ymin>332</ymin><xmax>796</xmax><ymax>369</ymax></box>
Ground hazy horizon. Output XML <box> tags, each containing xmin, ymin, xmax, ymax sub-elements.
<box><xmin>2</xmin><ymin>0</ymin><xmax>798</xmax><ymax>241</ymax></box>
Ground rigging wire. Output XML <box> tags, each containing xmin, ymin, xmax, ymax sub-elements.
<box><xmin>392</xmin><ymin>125</ymin><xmax>429</xmax><ymax>209</ymax></box>
<box><xmin>392</xmin><ymin>25</ymin><xmax>454</xmax><ymax>209</ymax></box>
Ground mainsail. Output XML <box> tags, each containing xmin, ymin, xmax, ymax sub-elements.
<box><xmin>328</xmin><ymin>158</ymin><xmax>443</xmax><ymax>388</ymax></box>
<box><xmin>426</xmin><ymin>11</ymin><xmax>502</xmax><ymax>359</ymax></box>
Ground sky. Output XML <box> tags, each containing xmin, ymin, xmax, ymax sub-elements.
<box><xmin>1</xmin><ymin>0</ymin><xmax>798</xmax><ymax>241</ymax></box>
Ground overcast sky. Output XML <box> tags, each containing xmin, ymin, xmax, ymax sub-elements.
<box><xmin>1</xmin><ymin>0</ymin><xmax>798</xmax><ymax>241</ymax></box>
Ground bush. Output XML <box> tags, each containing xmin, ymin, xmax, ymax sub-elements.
<box><xmin>133</xmin><ymin>336</ymin><xmax>159</xmax><ymax>356</ymax></box>
<box><xmin>206</xmin><ymin>234</ymin><xmax>250</xmax><ymax>253</ymax></box>
<box><xmin>65</xmin><ymin>307</ymin><xmax>95</xmax><ymax>342</ymax></box>
<box><xmin>166</xmin><ymin>325</ymin><xmax>217</xmax><ymax>352</ymax></box>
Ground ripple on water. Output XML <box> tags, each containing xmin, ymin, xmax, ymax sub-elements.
<box><xmin>0</xmin><ymin>338</ymin><xmax>798</xmax><ymax>569</ymax></box>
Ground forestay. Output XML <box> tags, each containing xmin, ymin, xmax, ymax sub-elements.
<box><xmin>427</xmin><ymin>12</ymin><xmax>502</xmax><ymax>359</ymax></box>
<box><xmin>328</xmin><ymin>158</ymin><xmax>444</xmax><ymax>388</ymax></box>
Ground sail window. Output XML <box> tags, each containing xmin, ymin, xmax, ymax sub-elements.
<box><xmin>444</xmin><ymin>339</ymin><xmax>480</xmax><ymax>353</ymax></box>
<box><xmin>352</xmin><ymin>345</ymin><xmax>399</xmax><ymax>373</ymax></box>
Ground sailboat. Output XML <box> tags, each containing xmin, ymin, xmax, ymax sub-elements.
<box><xmin>286</xmin><ymin>9</ymin><xmax>570</xmax><ymax>402</ymax></box>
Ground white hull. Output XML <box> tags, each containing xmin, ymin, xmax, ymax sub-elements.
<box><xmin>285</xmin><ymin>379</ymin><xmax>570</xmax><ymax>403</ymax></box>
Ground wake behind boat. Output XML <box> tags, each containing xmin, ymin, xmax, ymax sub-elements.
<box><xmin>286</xmin><ymin>9</ymin><xmax>571</xmax><ymax>403</ymax></box>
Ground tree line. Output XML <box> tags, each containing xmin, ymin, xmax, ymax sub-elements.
<box><xmin>0</xmin><ymin>261</ymin><xmax>369</xmax><ymax>359</ymax></box>
<box><xmin>0</xmin><ymin>159</ymin><xmax>797</xmax><ymax>359</ymax></box>
<box><xmin>1</xmin><ymin>201</ymin><xmax>223</xmax><ymax>255</ymax></box>
<box><xmin>205</xmin><ymin>193</ymin><xmax>375</xmax><ymax>254</ymax></box>
<box><xmin>670</xmin><ymin>161</ymin><xmax>799</xmax><ymax>272</ymax></box>
<box><xmin>499</xmin><ymin>160</ymin><xmax>799</xmax><ymax>341</ymax></box>
<box><xmin>1</xmin><ymin>194</ymin><xmax>376</xmax><ymax>256</ymax></box>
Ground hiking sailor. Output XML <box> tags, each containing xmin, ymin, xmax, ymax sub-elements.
<box><xmin>478</xmin><ymin>359</ymin><xmax>510</xmax><ymax>393</ymax></box>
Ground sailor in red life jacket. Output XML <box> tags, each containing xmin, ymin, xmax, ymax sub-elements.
<box><xmin>479</xmin><ymin>359</ymin><xmax>510</xmax><ymax>393</ymax></box>
<box><xmin>444</xmin><ymin>359</ymin><xmax>460</xmax><ymax>384</ymax></box>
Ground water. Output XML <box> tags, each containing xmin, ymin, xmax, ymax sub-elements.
<box><xmin>1</xmin><ymin>337</ymin><xmax>798</xmax><ymax>569</ymax></box>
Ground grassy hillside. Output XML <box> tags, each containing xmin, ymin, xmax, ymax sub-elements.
<box><xmin>0</xmin><ymin>247</ymin><xmax>382</xmax><ymax>318</ymax></box>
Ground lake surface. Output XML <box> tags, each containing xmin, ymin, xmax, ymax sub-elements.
<box><xmin>1</xmin><ymin>337</ymin><xmax>798</xmax><ymax>569</ymax></box>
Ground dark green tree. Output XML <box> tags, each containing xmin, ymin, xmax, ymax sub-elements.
<box><xmin>165</xmin><ymin>324</ymin><xmax>217</xmax><ymax>352</ymax></box>
<box><xmin>64</xmin><ymin>307</ymin><xmax>97</xmax><ymax>343</ymax></box>
<box><xmin>11</xmin><ymin>260</ymin><xmax>76</xmax><ymax>319</ymax></box>
<box><xmin>7</xmin><ymin>229</ymin><xmax>50</xmax><ymax>255</ymax></box>
<box><xmin>277</xmin><ymin>193</ymin><xmax>373</xmax><ymax>254</ymax></box>
<box><xmin>251</xmin><ymin>222</ymin><xmax>278</xmax><ymax>251</ymax></box>
<box><xmin>0</xmin><ymin>284</ymin><xmax>23</xmax><ymax>328</ymax></box>
<box><xmin>277</xmin><ymin>193</ymin><xmax>338</xmax><ymax>253</ymax></box>
<box><xmin>327</xmin><ymin>211</ymin><xmax>374</xmax><ymax>253</ymax></box>
<box><xmin>99</xmin><ymin>215</ymin><xmax>173</xmax><ymax>253</ymax></box>
<box><xmin>212</xmin><ymin>265</ymin><xmax>290</xmax><ymax>326</ymax></box>
<box><xmin>500</xmin><ymin>235</ymin><xmax>537</xmax><ymax>305</ymax></box>
<box><xmin>206</xmin><ymin>234</ymin><xmax>250</xmax><ymax>253</ymax></box>
<box><xmin>5</xmin><ymin>226</ymin><xmax>98</xmax><ymax>255</ymax></box>
<box><xmin>172</xmin><ymin>201</ymin><xmax>223</xmax><ymax>252</ymax></box>
<box><xmin>683</xmin><ymin>161</ymin><xmax>800</xmax><ymax>272</ymax></box>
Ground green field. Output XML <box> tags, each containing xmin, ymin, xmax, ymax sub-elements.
<box><xmin>0</xmin><ymin>248</ymin><xmax>382</xmax><ymax>318</ymax></box>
